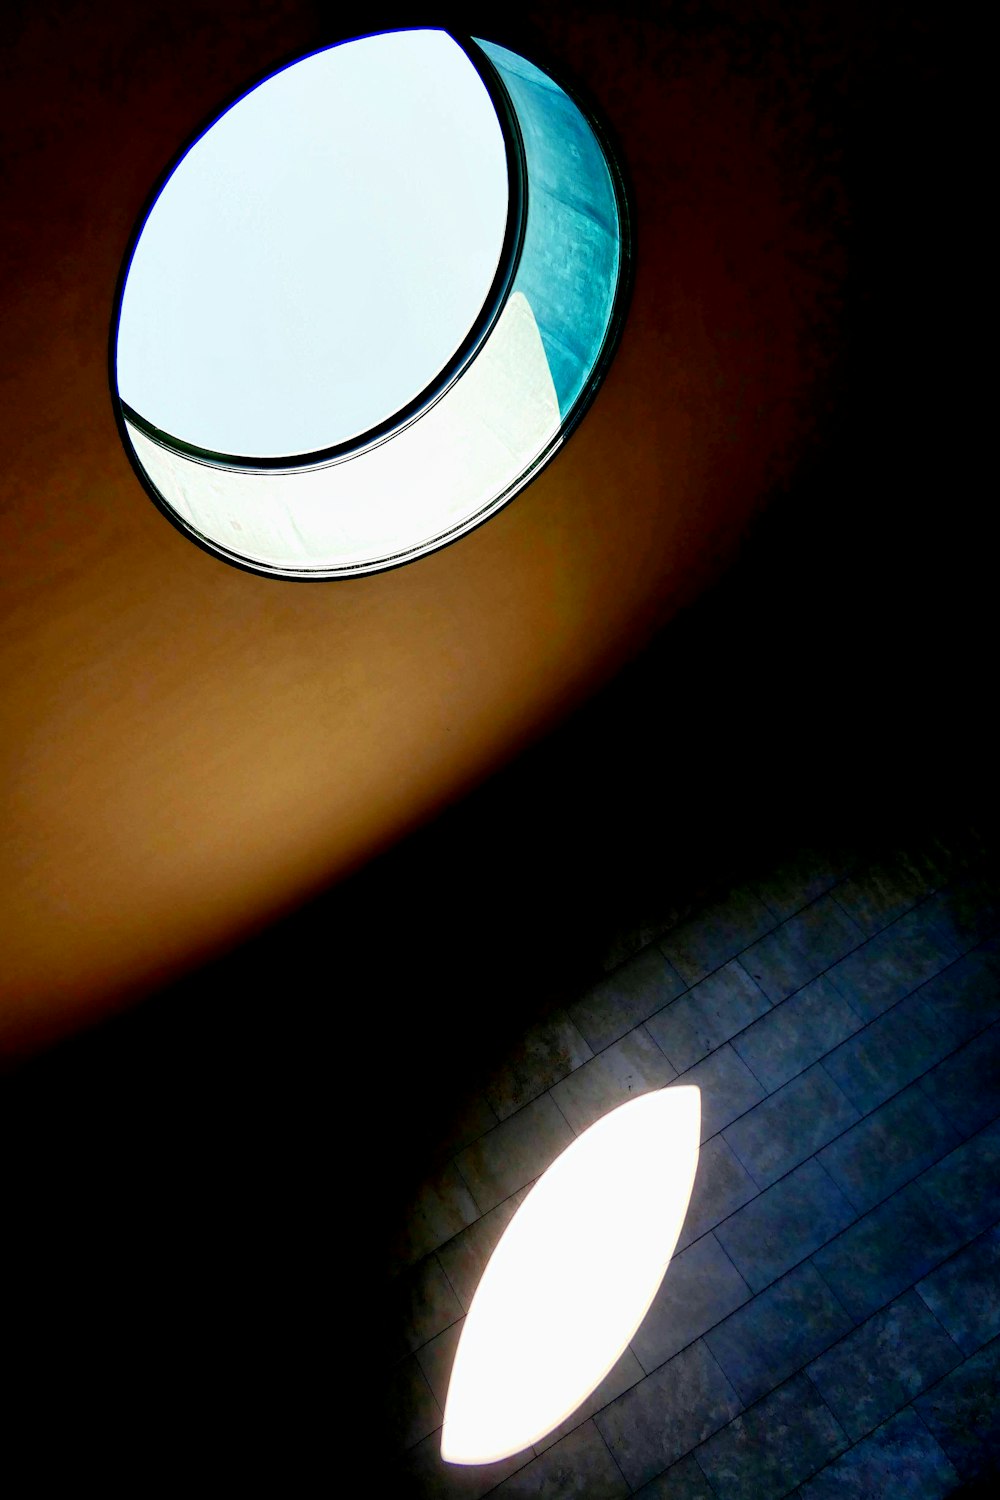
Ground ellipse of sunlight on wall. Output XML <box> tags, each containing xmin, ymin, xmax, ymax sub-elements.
<box><xmin>441</xmin><ymin>1085</ymin><xmax>701</xmax><ymax>1465</ymax></box>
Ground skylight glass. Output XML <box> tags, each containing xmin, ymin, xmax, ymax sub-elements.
<box><xmin>117</xmin><ymin>31</ymin><xmax>509</xmax><ymax>459</ymax></box>
<box><xmin>112</xmin><ymin>28</ymin><xmax>631</xmax><ymax>578</ymax></box>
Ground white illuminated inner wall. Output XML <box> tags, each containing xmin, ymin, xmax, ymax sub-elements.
<box><xmin>126</xmin><ymin>291</ymin><xmax>560</xmax><ymax>574</ymax></box>
<box><xmin>441</xmin><ymin>1086</ymin><xmax>701</xmax><ymax>1466</ymax></box>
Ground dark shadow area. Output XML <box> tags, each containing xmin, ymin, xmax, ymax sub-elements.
<box><xmin>951</xmin><ymin>1474</ymin><xmax>1000</xmax><ymax>1497</ymax></box>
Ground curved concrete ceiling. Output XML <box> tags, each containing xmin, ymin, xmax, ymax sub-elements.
<box><xmin>0</xmin><ymin>1</ymin><xmax>844</xmax><ymax>1056</ymax></box>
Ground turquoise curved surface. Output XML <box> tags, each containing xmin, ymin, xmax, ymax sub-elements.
<box><xmin>478</xmin><ymin>40</ymin><xmax>624</xmax><ymax>421</ymax></box>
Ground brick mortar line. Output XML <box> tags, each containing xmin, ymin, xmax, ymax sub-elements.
<box><xmin>436</xmin><ymin>881</ymin><xmax>991</xmax><ymax>1178</ymax></box>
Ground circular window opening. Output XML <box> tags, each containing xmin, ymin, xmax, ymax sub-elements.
<box><xmin>111</xmin><ymin>28</ymin><xmax>632</xmax><ymax>579</ymax></box>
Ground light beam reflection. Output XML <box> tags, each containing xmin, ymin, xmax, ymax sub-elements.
<box><xmin>442</xmin><ymin>1085</ymin><xmax>701</xmax><ymax>1465</ymax></box>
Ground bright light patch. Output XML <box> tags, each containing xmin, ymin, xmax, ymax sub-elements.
<box><xmin>124</xmin><ymin>290</ymin><xmax>560</xmax><ymax>573</ymax></box>
<box><xmin>117</xmin><ymin>29</ymin><xmax>508</xmax><ymax>458</ymax></box>
<box><xmin>442</xmin><ymin>1085</ymin><xmax>701</xmax><ymax>1465</ymax></box>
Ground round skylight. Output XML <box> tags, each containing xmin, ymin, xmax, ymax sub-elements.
<box><xmin>112</xmin><ymin>29</ymin><xmax>631</xmax><ymax>578</ymax></box>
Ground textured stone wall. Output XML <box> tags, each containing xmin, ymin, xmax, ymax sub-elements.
<box><xmin>390</xmin><ymin>820</ymin><xmax>1000</xmax><ymax>1498</ymax></box>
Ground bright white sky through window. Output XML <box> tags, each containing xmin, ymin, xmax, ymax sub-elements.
<box><xmin>117</xmin><ymin>30</ymin><xmax>509</xmax><ymax>458</ymax></box>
